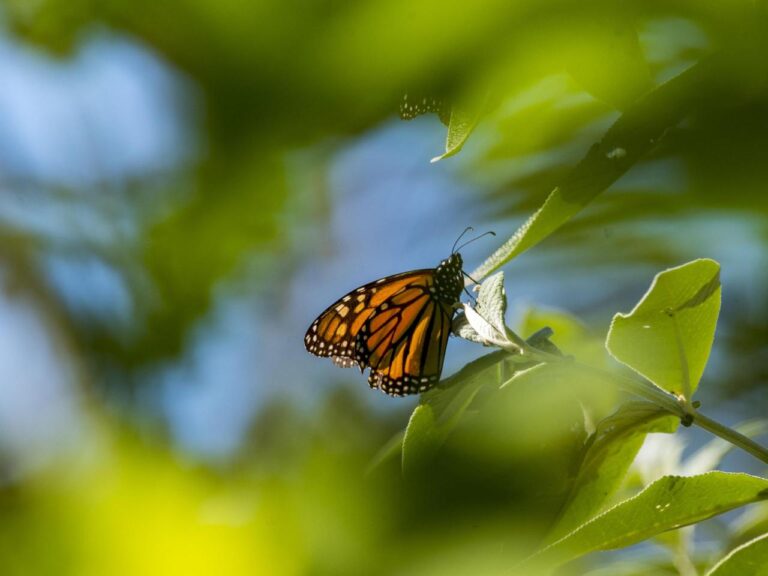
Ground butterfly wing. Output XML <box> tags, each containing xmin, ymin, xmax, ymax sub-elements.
<box><xmin>304</xmin><ymin>269</ymin><xmax>436</xmax><ymax>368</ymax></box>
<box><xmin>362</xmin><ymin>285</ymin><xmax>454</xmax><ymax>396</ymax></box>
<box><xmin>305</xmin><ymin>269</ymin><xmax>456</xmax><ymax>396</ymax></box>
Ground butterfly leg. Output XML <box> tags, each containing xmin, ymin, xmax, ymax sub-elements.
<box><xmin>461</xmin><ymin>287</ymin><xmax>478</xmax><ymax>305</ymax></box>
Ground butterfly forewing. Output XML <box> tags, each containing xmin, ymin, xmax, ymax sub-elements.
<box><xmin>304</xmin><ymin>269</ymin><xmax>435</xmax><ymax>366</ymax></box>
<box><xmin>305</xmin><ymin>253</ymin><xmax>464</xmax><ymax>397</ymax></box>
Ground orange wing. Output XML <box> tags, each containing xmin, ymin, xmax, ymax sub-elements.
<box><xmin>304</xmin><ymin>269</ymin><xmax>436</xmax><ymax>366</ymax></box>
<box><xmin>363</xmin><ymin>290</ymin><xmax>453</xmax><ymax>396</ymax></box>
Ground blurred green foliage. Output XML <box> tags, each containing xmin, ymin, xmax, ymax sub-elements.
<box><xmin>2</xmin><ymin>0</ymin><xmax>768</xmax><ymax>574</ymax></box>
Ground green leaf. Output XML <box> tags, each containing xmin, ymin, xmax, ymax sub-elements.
<box><xmin>547</xmin><ymin>402</ymin><xmax>679</xmax><ymax>541</ymax></box>
<box><xmin>470</xmin><ymin>57</ymin><xmax>726</xmax><ymax>281</ymax></box>
<box><xmin>402</xmin><ymin>404</ymin><xmax>439</xmax><ymax>474</ymax></box>
<box><xmin>447</xmin><ymin>363</ymin><xmax>589</xmax><ymax>475</ymax></box>
<box><xmin>474</xmin><ymin>272</ymin><xmax>507</xmax><ymax>334</ymax></box>
<box><xmin>520</xmin><ymin>307</ymin><xmax>588</xmax><ymax>350</ymax></box>
<box><xmin>366</xmin><ymin>430</ymin><xmax>405</xmax><ymax>474</ymax></box>
<box><xmin>460</xmin><ymin>304</ymin><xmax>507</xmax><ymax>346</ymax></box>
<box><xmin>606</xmin><ymin>259</ymin><xmax>721</xmax><ymax>399</ymax></box>
<box><xmin>499</xmin><ymin>362</ymin><xmax>550</xmax><ymax>389</ymax></box>
<box><xmin>523</xmin><ymin>472</ymin><xmax>768</xmax><ymax>569</ymax></box>
<box><xmin>454</xmin><ymin>272</ymin><xmax>508</xmax><ymax>345</ymax></box>
<box><xmin>423</xmin><ymin>351</ymin><xmax>509</xmax><ymax>422</ymax></box>
<box><xmin>451</xmin><ymin>304</ymin><xmax>488</xmax><ymax>345</ymax></box>
<box><xmin>706</xmin><ymin>533</ymin><xmax>768</xmax><ymax>576</ymax></box>
<box><xmin>564</xmin><ymin>12</ymin><xmax>652</xmax><ymax>110</ymax></box>
<box><xmin>431</xmin><ymin>93</ymin><xmax>488</xmax><ymax>162</ymax></box>
<box><xmin>401</xmin><ymin>351</ymin><xmax>516</xmax><ymax>473</ymax></box>
<box><xmin>519</xmin><ymin>307</ymin><xmax>607</xmax><ymax>367</ymax></box>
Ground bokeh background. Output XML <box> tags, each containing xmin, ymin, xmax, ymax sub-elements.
<box><xmin>0</xmin><ymin>1</ymin><xmax>767</xmax><ymax>574</ymax></box>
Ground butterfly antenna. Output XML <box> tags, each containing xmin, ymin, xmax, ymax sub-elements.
<box><xmin>455</xmin><ymin>230</ymin><xmax>496</xmax><ymax>253</ymax></box>
<box><xmin>452</xmin><ymin>227</ymin><xmax>474</xmax><ymax>254</ymax></box>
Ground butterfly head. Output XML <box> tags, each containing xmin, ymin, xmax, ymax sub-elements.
<box><xmin>434</xmin><ymin>252</ymin><xmax>464</xmax><ymax>304</ymax></box>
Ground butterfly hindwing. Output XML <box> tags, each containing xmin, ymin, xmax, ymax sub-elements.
<box><xmin>365</xmin><ymin>293</ymin><xmax>454</xmax><ymax>396</ymax></box>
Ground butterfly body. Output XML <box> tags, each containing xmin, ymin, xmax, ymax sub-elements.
<box><xmin>305</xmin><ymin>253</ymin><xmax>464</xmax><ymax>396</ymax></box>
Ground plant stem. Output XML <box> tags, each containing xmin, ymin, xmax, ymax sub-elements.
<box><xmin>668</xmin><ymin>312</ymin><xmax>694</xmax><ymax>414</ymax></box>
<box><xmin>581</xmin><ymin>363</ymin><xmax>768</xmax><ymax>464</ymax></box>
<box><xmin>692</xmin><ymin>412</ymin><xmax>768</xmax><ymax>465</ymax></box>
<box><xmin>519</xmin><ymin>341</ymin><xmax>768</xmax><ymax>465</ymax></box>
<box><xmin>585</xmin><ymin>365</ymin><xmax>686</xmax><ymax>417</ymax></box>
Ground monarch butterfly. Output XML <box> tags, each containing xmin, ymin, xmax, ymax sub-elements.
<box><xmin>304</xmin><ymin>230</ymin><xmax>492</xmax><ymax>397</ymax></box>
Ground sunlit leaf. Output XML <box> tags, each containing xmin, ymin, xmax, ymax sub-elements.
<box><xmin>706</xmin><ymin>532</ymin><xmax>768</xmax><ymax>576</ymax></box>
<box><xmin>473</xmin><ymin>271</ymin><xmax>507</xmax><ymax>334</ymax></box>
<box><xmin>460</xmin><ymin>304</ymin><xmax>506</xmax><ymax>345</ymax></box>
<box><xmin>606</xmin><ymin>259</ymin><xmax>721</xmax><ymax>399</ymax></box>
<box><xmin>431</xmin><ymin>91</ymin><xmax>489</xmax><ymax>162</ymax></box>
<box><xmin>524</xmin><ymin>472</ymin><xmax>768</xmax><ymax>569</ymax></box>
<box><xmin>454</xmin><ymin>271</ymin><xmax>508</xmax><ymax>345</ymax></box>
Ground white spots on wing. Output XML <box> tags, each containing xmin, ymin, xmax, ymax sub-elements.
<box><xmin>336</xmin><ymin>304</ymin><xmax>349</xmax><ymax>317</ymax></box>
<box><xmin>332</xmin><ymin>356</ymin><xmax>357</xmax><ymax>369</ymax></box>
